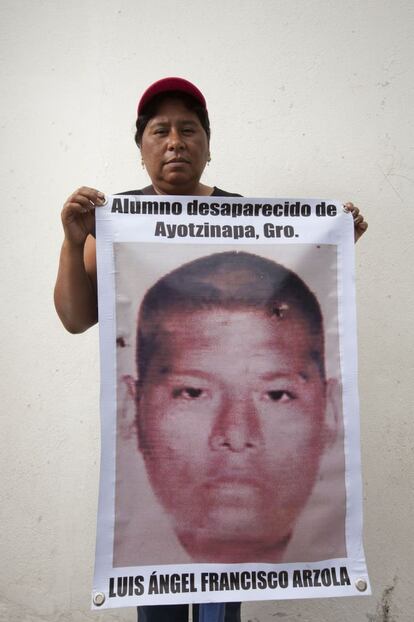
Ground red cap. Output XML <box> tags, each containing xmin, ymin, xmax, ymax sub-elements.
<box><xmin>137</xmin><ymin>77</ymin><xmax>207</xmax><ymax>115</ymax></box>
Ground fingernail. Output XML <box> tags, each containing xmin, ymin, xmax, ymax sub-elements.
<box><xmin>98</xmin><ymin>191</ymin><xmax>105</xmax><ymax>198</ymax></box>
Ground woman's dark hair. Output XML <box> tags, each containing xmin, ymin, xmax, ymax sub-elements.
<box><xmin>134</xmin><ymin>91</ymin><xmax>211</xmax><ymax>147</ymax></box>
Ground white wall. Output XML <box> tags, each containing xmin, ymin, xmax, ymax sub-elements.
<box><xmin>1</xmin><ymin>1</ymin><xmax>413</xmax><ymax>620</ymax></box>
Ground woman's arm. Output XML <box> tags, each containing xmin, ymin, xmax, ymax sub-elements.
<box><xmin>54</xmin><ymin>187</ymin><xmax>104</xmax><ymax>333</ymax></box>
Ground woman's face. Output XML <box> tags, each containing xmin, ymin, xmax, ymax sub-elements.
<box><xmin>140</xmin><ymin>97</ymin><xmax>210</xmax><ymax>195</ymax></box>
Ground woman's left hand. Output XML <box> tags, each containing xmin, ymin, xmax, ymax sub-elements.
<box><xmin>344</xmin><ymin>202</ymin><xmax>368</xmax><ymax>242</ymax></box>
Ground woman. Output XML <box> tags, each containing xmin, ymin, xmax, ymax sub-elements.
<box><xmin>54</xmin><ymin>77</ymin><xmax>246</xmax><ymax>333</ymax></box>
<box><xmin>54</xmin><ymin>77</ymin><xmax>368</xmax><ymax>621</ymax></box>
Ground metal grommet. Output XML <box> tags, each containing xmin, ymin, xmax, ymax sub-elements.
<box><xmin>355</xmin><ymin>578</ymin><xmax>368</xmax><ymax>592</ymax></box>
<box><xmin>93</xmin><ymin>592</ymin><xmax>106</xmax><ymax>606</ymax></box>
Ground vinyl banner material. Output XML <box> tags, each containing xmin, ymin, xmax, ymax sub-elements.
<box><xmin>92</xmin><ymin>196</ymin><xmax>370</xmax><ymax>609</ymax></box>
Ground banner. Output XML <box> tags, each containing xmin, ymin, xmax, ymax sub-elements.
<box><xmin>92</xmin><ymin>196</ymin><xmax>370</xmax><ymax>609</ymax></box>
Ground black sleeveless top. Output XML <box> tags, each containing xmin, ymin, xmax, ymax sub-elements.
<box><xmin>116</xmin><ymin>185</ymin><xmax>242</xmax><ymax>197</ymax></box>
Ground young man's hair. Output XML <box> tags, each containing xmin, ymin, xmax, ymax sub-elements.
<box><xmin>136</xmin><ymin>252</ymin><xmax>325</xmax><ymax>383</ymax></box>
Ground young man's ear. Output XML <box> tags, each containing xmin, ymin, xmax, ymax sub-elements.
<box><xmin>123</xmin><ymin>375</ymin><xmax>147</xmax><ymax>451</ymax></box>
<box><xmin>123</xmin><ymin>375</ymin><xmax>140</xmax><ymax>401</ymax></box>
<box><xmin>324</xmin><ymin>378</ymin><xmax>341</xmax><ymax>448</ymax></box>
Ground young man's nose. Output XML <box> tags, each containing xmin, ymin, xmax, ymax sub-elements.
<box><xmin>209</xmin><ymin>395</ymin><xmax>262</xmax><ymax>453</ymax></box>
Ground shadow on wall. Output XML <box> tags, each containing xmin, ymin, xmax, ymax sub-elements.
<box><xmin>366</xmin><ymin>576</ymin><xmax>397</xmax><ymax>622</ymax></box>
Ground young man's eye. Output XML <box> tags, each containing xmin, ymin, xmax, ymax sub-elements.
<box><xmin>265</xmin><ymin>390</ymin><xmax>295</xmax><ymax>403</ymax></box>
<box><xmin>172</xmin><ymin>387</ymin><xmax>204</xmax><ymax>400</ymax></box>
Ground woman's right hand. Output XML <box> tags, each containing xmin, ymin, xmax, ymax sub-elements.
<box><xmin>61</xmin><ymin>186</ymin><xmax>106</xmax><ymax>246</ymax></box>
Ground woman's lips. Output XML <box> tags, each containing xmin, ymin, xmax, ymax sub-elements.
<box><xmin>165</xmin><ymin>158</ymin><xmax>190</xmax><ymax>165</ymax></box>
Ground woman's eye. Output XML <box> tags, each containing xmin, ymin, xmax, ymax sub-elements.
<box><xmin>265</xmin><ymin>390</ymin><xmax>295</xmax><ymax>403</ymax></box>
<box><xmin>172</xmin><ymin>387</ymin><xmax>204</xmax><ymax>400</ymax></box>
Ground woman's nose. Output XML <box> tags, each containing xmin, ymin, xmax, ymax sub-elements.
<box><xmin>167</xmin><ymin>128</ymin><xmax>184</xmax><ymax>150</ymax></box>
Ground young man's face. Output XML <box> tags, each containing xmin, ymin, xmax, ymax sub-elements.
<box><xmin>137</xmin><ymin>308</ymin><xmax>329</xmax><ymax>563</ymax></box>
